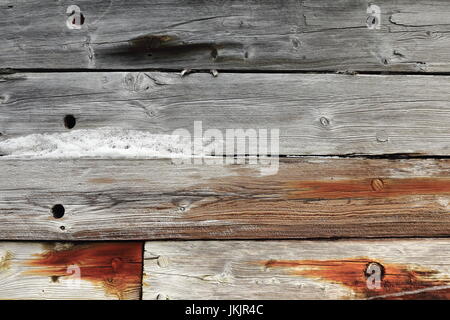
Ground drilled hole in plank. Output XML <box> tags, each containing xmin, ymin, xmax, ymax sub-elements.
<box><xmin>51</xmin><ymin>204</ymin><xmax>65</xmax><ymax>219</ymax></box>
<box><xmin>64</xmin><ymin>114</ymin><xmax>76</xmax><ymax>129</ymax></box>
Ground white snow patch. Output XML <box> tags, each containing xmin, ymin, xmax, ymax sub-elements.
<box><xmin>0</xmin><ymin>128</ymin><xmax>196</xmax><ymax>159</ymax></box>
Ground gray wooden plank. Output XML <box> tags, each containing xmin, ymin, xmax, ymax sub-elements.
<box><xmin>0</xmin><ymin>157</ymin><xmax>449</xmax><ymax>240</ymax></box>
<box><xmin>2</xmin><ymin>72</ymin><xmax>450</xmax><ymax>156</ymax></box>
<box><xmin>143</xmin><ymin>239</ymin><xmax>450</xmax><ymax>300</ymax></box>
<box><xmin>1</xmin><ymin>0</ymin><xmax>450</xmax><ymax>71</ymax></box>
<box><xmin>0</xmin><ymin>242</ymin><xmax>143</xmax><ymax>300</ymax></box>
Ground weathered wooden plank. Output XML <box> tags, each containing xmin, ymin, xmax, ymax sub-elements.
<box><xmin>1</xmin><ymin>0</ymin><xmax>450</xmax><ymax>71</ymax></box>
<box><xmin>0</xmin><ymin>242</ymin><xmax>143</xmax><ymax>299</ymax></box>
<box><xmin>0</xmin><ymin>157</ymin><xmax>448</xmax><ymax>240</ymax></box>
<box><xmin>143</xmin><ymin>239</ymin><xmax>450</xmax><ymax>300</ymax></box>
<box><xmin>2</xmin><ymin>72</ymin><xmax>450</xmax><ymax>156</ymax></box>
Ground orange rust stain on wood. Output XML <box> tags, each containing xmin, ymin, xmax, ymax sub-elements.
<box><xmin>260</xmin><ymin>258</ymin><xmax>450</xmax><ymax>299</ymax></box>
<box><xmin>286</xmin><ymin>178</ymin><xmax>450</xmax><ymax>200</ymax></box>
<box><xmin>23</xmin><ymin>243</ymin><xmax>143</xmax><ymax>299</ymax></box>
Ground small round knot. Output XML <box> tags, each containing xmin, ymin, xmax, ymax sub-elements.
<box><xmin>371</xmin><ymin>178</ymin><xmax>384</xmax><ymax>191</ymax></box>
<box><xmin>291</xmin><ymin>38</ymin><xmax>301</xmax><ymax>49</ymax></box>
<box><xmin>376</xmin><ymin>131</ymin><xmax>389</xmax><ymax>143</ymax></box>
<box><xmin>0</xmin><ymin>95</ymin><xmax>7</xmax><ymax>104</ymax></box>
<box><xmin>320</xmin><ymin>117</ymin><xmax>330</xmax><ymax>127</ymax></box>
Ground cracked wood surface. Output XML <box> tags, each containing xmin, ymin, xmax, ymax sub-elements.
<box><xmin>1</xmin><ymin>0</ymin><xmax>449</xmax><ymax>301</ymax></box>
<box><xmin>2</xmin><ymin>72</ymin><xmax>450</xmax><ymax>156</ymax></box>
<box><xmin>0</xmin><ymin>158</ymin><xmax>449</xmax><ymax>240</ymax></box>
<box><xmin>1</xmin><ymin>0</ymin><xmax>450</xmax><ymax>71</ymax></box>
<box><xmin>143</xmin><ymin>239</ymin><xmax>450</xmax><ymax>300</ymax></box>
<box><xmin>0</xmin><ymin>242</ymin><xmax>143</xmax><ymax>299</ymax></box>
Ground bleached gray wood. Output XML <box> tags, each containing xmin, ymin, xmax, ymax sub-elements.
<box><xmin>143</xmin><ymin>239</ymin><xmax>450</xmax><ymax>300</ymax></box>
<box><xmin>2</xmin><ymin>72</ymin><xmax>450</xmax><ymax>156</ymax></box>
<box><xmin>0</xmin><ymin>157</ymin><xmax>448</xmax><ymax>240</ymax></box>
<box><xmin>1</xmin><ymin>0</ymin><xmax>450</xmax><ymax>71</ymax></box>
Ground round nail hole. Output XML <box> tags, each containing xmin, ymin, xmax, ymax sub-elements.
<box><xmin>51</xmin><ymin>204</ymin><xmax>65</xmax><ymax>219</ymax></box>
<box><xmin>64</xmin><ymin>114</ymin><xmax>76</xmax><ymax>129</ymax></box>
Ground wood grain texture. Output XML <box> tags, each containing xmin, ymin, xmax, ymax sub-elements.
<box><xmin>1</xmin><ymin>0</ymin><xmax>450</xmax><ymax>71</ymax></box>
<box><xmin>143</xmin><ymin>239</ymin><xmax>450</xmax><ymax>300</ymax></box>
<box><xmin>0</xmin><ymin>157</ymin><xmax>449</xmax><ymax>240</ymax></box>
<box><xmin>2</xmin><ymin>72</ymin><xmax>450</xmax><ymax>156</ymax></box>
<box><xmin>0</xmin><ymin>242</ymin><xmax>143</xmax><ymax>300</ymax></box>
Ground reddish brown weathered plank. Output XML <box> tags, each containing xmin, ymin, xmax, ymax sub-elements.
<box><xmin>0</xmin><ymin>242</ymin><xmax>143</xmax><ymax>300</ymax></box>
<box><xmin>143</xmin><ymin>240</ymin><xmax>450</xmax><ymax>300</ymax></box>
<box><xmin>0</xmin><ymin>157</ymin><xmax>448</xmax><ymax>240</ymax></box>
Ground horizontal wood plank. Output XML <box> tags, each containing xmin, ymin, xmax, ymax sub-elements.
<box><xmin>2</xmin><ymin>72</ymin><xmax>450</xmax><ymax>156</ymax></box>
<box><xmin>1</xmin><ymin>0</ymin><xmax>450</xmax><ymax>71</ymax></box>
<box><xmin>143</xmin><ymin>239</ymin><xmax>450</xmax><ymax>300</ymax></box>
<box><xmin>0</xmin><ymin>157</ymin><xmax>448</xmax><ymax>240</ymax></box>
<box><xmin>0</xmin><ymin>242</ymin><xmax>143</xmax><ymax>299</ymax></box>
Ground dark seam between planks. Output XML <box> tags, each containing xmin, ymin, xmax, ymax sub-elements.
<box><xmin>5</xmin><ymin>68</ymin><xmax>450</xmax><ymax>77</ymax></box>
<box><xmin>3</xmin><ymin>154</ymin><xmax>450</xmax><ymax>160</ymax></box>
<box><xmin>138</xmin><ymin>241</ymin><xmax>145</xmax><ymax>300</ymax></box>
<box><xmin>3</xmin><ymin>235</ymin><xmax>450</xmax><ymax>244</ymax></box>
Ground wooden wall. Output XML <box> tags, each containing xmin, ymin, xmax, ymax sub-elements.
<box><xmin>0</xmin><ymin>0</ymin><xmax>449</xmax><ymax>299</ymax></box>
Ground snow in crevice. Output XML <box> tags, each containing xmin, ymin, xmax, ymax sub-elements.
<box><xmin>0</xmin><ymin>128</ymin><xmax>198</xmax><ymax>159</ymax></box>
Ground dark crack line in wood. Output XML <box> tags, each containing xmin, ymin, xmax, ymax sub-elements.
<box><xmin>5</xmin><ymin>68</ymin><xmax>450</xmax><ymax>77</ymax></box>
<box><xmin>2</xmin><ymin>235</ymin><xmax>450</xmax><ymax>243</ymax></box>
<box><xmin>2</xmin><ymin>154</ymin><xmax>450</xmax><ymax>160</ymax></box>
